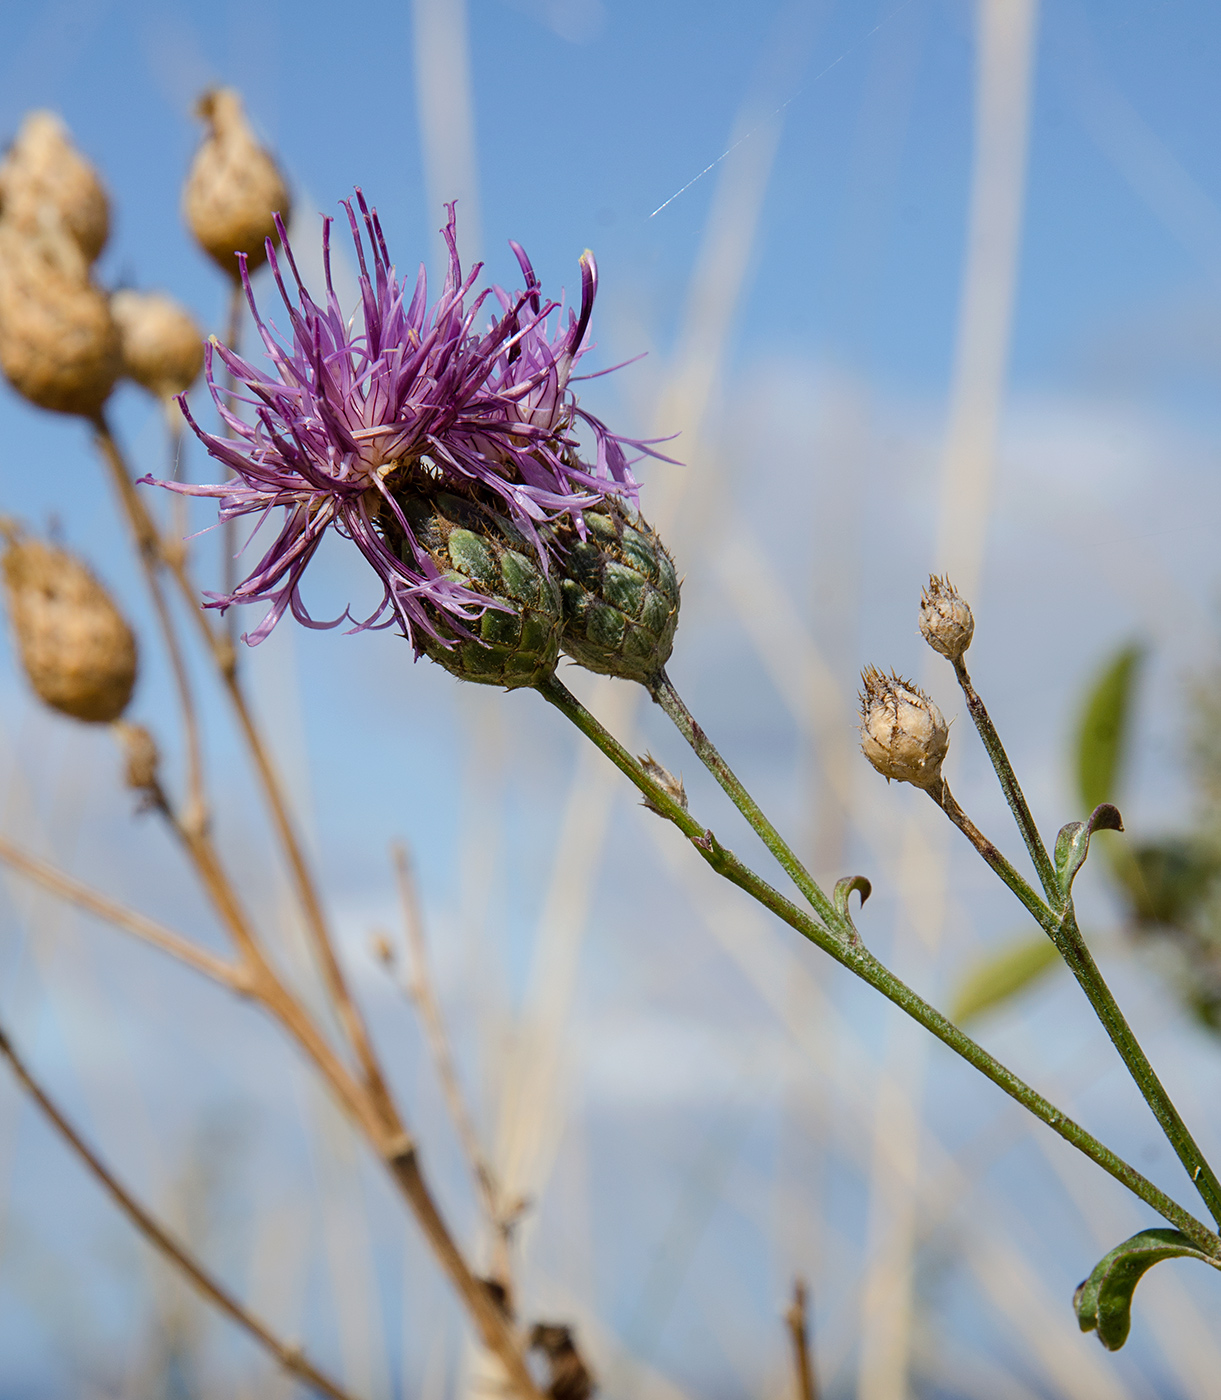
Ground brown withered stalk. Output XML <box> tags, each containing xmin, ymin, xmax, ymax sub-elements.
<box><xmin>0</xmin><ymin>1023</ymin><xmax>355</xmax><ymax>1400</ymax></box>
<box><xmin>390</xmin><ymin>840</ymin><xmax>523</xmax><ymax>1300</ymax></box>
<box><xmin>81</xmin><ymin>412</ymin><xmax>545</xmax><ymax>1396</ymax></box>
<box><xmin>785</xmin><ymin>1278</ymin><xmax>818</xmax><ymax>1400</ymax></box>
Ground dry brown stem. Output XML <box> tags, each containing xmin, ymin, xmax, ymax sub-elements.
<box><xmin>0</xmin><ymin>832</ymin><xmax>238</xmax><ymax>988</ymax></box>
<box><xmin>0</xmin><ymin>1022</ymin><xmax>356</xmax><ymax>1400</ymax></box>
<box><xmin>785</xmin><ymin>1278</ymin><xmax>818</xmax><ymax>1400</ymax></box>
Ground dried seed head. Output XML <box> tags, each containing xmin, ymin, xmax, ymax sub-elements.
<box><xmin>182</xmin><ymin>88</ymin><xmax>290</xmax><ymax>279</ymax></box>
<box><xmin>112</xmin><ymin>720</ymin><xmax>160</xmax><ymax>795</ymax></box>
<box><xmin>638</xmin><ymin>752</ymin><xmax>687</xmax><ymax>817</ymax></box>
<box><xmin>859</xmin><ymin>666</ymin><xmax>949</xmax><ymax>790</ymax></box>
<box><xmin>3</xmin><ymin>535</ymin><xmax>137</xmax><ymax>723</ymax></box>
<box><xmin>919</xmin><ymin>574</ymin><xmax>974</xmax><ymax>662</ymax></box>
<box><xmin>111</xmin><ymin>289</ymin><xmax>204</xmax><ymax>400</ymax></box>
<box><xmin>0</xmin><ymin>111</ymin><xmax>109</xmax><ymax>263</ymax></box>
<box><xmin>0</xmin><ymin>220</ymin><xmax>121</xmax><ymax>416</ymax></box>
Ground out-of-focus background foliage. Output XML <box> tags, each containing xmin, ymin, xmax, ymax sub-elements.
<box><xmin>3</xmin><ymin>0</ymin><xmax>1221</xmax><ymax>1395</ymax></box>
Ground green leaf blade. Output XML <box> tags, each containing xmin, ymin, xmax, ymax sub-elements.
<box><xmin>1076</xmin><ymin>644</ymin><xmax>1143</xmax><ymax>815</ymax></box>
<box><xmin>950</xmin><ymin>932</ymin><xmax>1061</xmax><ymax>1024</ymax></box>
<box><xmin>1075</xmin><ymin>1229</ymin><xmax>1221</xmax><ymax>1350</ymax></box>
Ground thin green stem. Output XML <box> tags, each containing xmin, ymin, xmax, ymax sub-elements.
<box><xmin>951</xmin><ymin>656</ymin><xmax>1059</xmax><ymax>903</ymax></box>
<box><xmin>650</xmin><ymin>668</ymin><xmax>841</xmax><ymax>930</ymax></box>
<box><xmin>932</xmin><ymin>774</ymin><xmax>1221</xmax><ymax>1229</ymax></box>
<box><xmin>930</xmin><ymin>781</ymin><xmax>1051</xmax><ymax>926</ymax></box>
<box><xmin>1051</xmin><ymin>905</ymin><xmax>1221</xmax><ymax>1229</ymax></box>
<box><xmin>537</xmin><ymin>674</ymin><xmax>1221</xmax><ymax>1257</ymax></box>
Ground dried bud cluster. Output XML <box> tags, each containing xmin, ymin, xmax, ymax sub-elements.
<box><xmin>0</xmin><ymin>218</ymin><xmax>121</xmax><ymax>416</ymax></box>
<box><xmin>919</xmin><ymin>574</ymin><xmax>974</xmax><ymax>662</ymax></box>
<box><xmin>859</xmin><ymin>666</ymin><xmax>949</xmax><ymax>790</ymax></box>
<box><xmin>111</xmin><ymin>289</ymin><xmax>204</xmax><ymax>400</ymax></box>
<box><xmin>183</xmin><ymin>89</ymin><xmax>290</xmax><ymax>279</ymax></box>
<box><xmin>2</xmin><ymin>535</ymin><xmax>137</xmax><ymax>723</ymax></box>
<box><xmin>0</xmin><ymin>111</ymin><xmax>109</xmax><ymax>263</ymax></box>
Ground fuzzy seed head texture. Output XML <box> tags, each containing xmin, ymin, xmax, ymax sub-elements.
<box><xmin>859</xmin><ymin>666</ymin><xmax>949</xmax><ymax>790</ymax></box>
<box><xmin>151</xmin><ymin>189</ymin><xmax>670</xmax><ymax>660</ymax></box>
<box><xmin>919</xmin><ymin>574</ymin><xmax>974</xmax><ymax>662</ymax></box>
<box><xmin>0</xmin><ymin>110</ymin><xmax>109</xmax><ymax>263</ymax></box>
<box><xmin>111</xmin><ymin>289</ymin><xmax>205</xmax><ymax>400</ymax></box>
<box><xmin>183</xmin><ymin>88</ymin><xmax>291</xmax><ymax>279</ymax></box>
<box><xmin>3</xmin><ymin>535</ymin><xmax>137</xmax><ymax>723</ymax></box>
<box><xmin>0</xmin><ymin>217</ymin><xmax>121</xmax><ymax>416</ymax></box>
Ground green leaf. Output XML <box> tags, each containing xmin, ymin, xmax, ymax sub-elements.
<box><xmin>950</xmin><ymin>933</ymin><xmax>1061</xmax><ymax>1024</ymax></box>
<box><xmin>1075</xmin><ymin>1229</ymin><xmax>1221</xmax><ymax>1350</ymax></box>
<box><xmin>833</xmin><ymin>875</ymin><xmax>871</xmax><ymax>919</ymax></box>
<box><xmin>1113</xmin><ymin>837</ymin><xmax>1221</xmax><ymax>927</ymax></box>
<box><xmin>1076</xmin><ymin>644</ymin><xmax>1143</xmax><ymax>814</ymax></box>
<box><xmin>1054</xmin><ymin>803</ymin><xmax>1125</xmax><ymax>897</ymax></box>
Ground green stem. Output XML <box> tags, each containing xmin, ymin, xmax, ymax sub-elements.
<box><xmin>1050</xmin><ymin>905</ymin><xmax>1221</xmax><ymax>1230</ymax></box>
<box><xmin>952</xmin><ymin>657</ymin><xmax>1060</xmax><ymax>903</ymax></box>
<box><xmin>537</xmin><ymin>674</ymin><xmax>1221</xmax><ymax>1258</ymax></box>
<box><xmin>932</xmin><ymin>778</ymin><xmax>1221</xmax><ymax>1230</ymax></box>
<box><xmin>931</xmin><ymin>781</ymin><xmax>1051</xmax><ymax>926</ymax></box>
<box><xmin>650</xmin><ymin>668</ymin><xmax>842</xmax><ymax>932</ymax></box>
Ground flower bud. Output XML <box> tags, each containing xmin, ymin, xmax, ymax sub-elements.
<box><xmin>919</xmin><ymin>574</ymin><xmax>974</xmax><ymax>662</ymax></box>
<box><xmin>182</xmin><ymin>89</ymin><xmax>290</xmax><ymax>279</ymax></box>
<box><xmin>557</xmin><ymin>501</ymin><xmax>680</xmax><ymax>685</ymax></box>
<box><xmin>0</xmin><ymin>221</ymin><xmax>122</xmax><ymax>416</ymax></box>
<box><xmin>111</xmin><ymin>289</ymin><xmax>204</xmax><ymax>400</ymax></box>
<box><xmin>398</xmin><ymin>493</ymin><xmax>563</xmax><ymax>689</ymax></box>
<box><xmin>3</xmin><ymin>535</ymin><xmax>137</xmax><ymax>723</ymax></box>
<box><xmin>859</xmin><ymin>666</ymin><xmax>949</xmax><ymax>790</ymax></box>
<box><xmin>0</xmin><ymin>111</ymin><xmax>109</xmax><ymax>263</ymax></box>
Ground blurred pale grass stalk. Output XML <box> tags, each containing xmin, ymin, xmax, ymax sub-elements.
<box><xmin>496</xmin><ymin>77</ymin><xmax>785</xmax><ymax>1285</ymax></box>
<box><xmin>856</xmin><ymin>2</ymin><xmax>1041</xmax><ymax>1395</ymax></box>
<box><xmin>641</xmin><ymin>817</ymin><xmax>1137</xmax><ymax>1400</ymax></box>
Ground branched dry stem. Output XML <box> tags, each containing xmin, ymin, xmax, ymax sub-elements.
<box><xmin>0</xmin><ymin>1022</ymin><xmax>356</xmax><ymax>1400</ymax></box>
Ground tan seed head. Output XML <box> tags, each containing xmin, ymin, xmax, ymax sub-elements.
<box><xmin>859</xmin><ymin>666</ymin><xmax>949</xmax><ymax>790</ymax></box>
<box><xmin>919</xmin><ymin>574</ymin><xmax>974</xmax><ymax>662</ymax></box>
<box><xmin>3</xmin><ymin>536</ymin><xmax>137</xmax><ymax>723</ymax></box>
<box><xmin>0</xmin><ymin>220</ymin><xmax>121</xmax><ymax>416</ymax></box>
<box><xmin>111</xmin><ymin>289</ymin><xmax>204</xmax><ymax>400</ymax></box>
<box><xmin>183</xmin><ymin>88</ymin><xmax>290</xmax><ymax>280</ymax></box>
<box><xmin>0</xmin><ymin>111</ymin><xmax>110</xmax><ymax>263</ymax></box>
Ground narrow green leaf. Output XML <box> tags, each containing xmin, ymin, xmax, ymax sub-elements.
<box><xmin>1075</xmin><ymin>644</ymin><xmax>1143</xmax><ymax>814</ymax></box>
<box><xmin>833</xmin><ymin>875</ymin><xmax>871</xmax><ymax>919</ymax></box>
<box><xmin>1075</xmin><ymin>1229</ymin><xmax>1221</xmax><ymax>1350</ymax></box>
<box><xmin>950</xmin><ymin>933</ymin><xmax>1060</xmax><ymax>1024</ymax></box>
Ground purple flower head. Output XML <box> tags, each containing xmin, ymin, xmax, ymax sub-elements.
<box><xmin>149</xmin><ymin>191</ymin><xmax>666</xmax><ymax>651</ymax></box>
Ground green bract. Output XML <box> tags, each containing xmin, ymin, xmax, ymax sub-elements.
<box><xmin>557</xmin><ymin>502</ymin><xmax>680</xmax><ymax>685</ymax></box>
<box><xmin>396</xmin><ymin>493</ymin><xmax>563</xmax><ymax>690</ymax></box>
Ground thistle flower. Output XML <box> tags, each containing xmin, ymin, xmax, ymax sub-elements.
<box><xmin>154</xmin><ymin>191</ymin><xmax>663</xmax><ymax>656</ymax></box>
<box><xmin>859</xmin><ymin>666</ymin><xmax>949</xmax><ymax>790</ymax></box>
<box><xmin>919</xmin><ymin>574</ymin><xmax>974</xmax><ymax>662</ymax></box>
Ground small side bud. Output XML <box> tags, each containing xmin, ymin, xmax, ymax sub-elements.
<box><xmin>638</xmin><ymin>752</ymin><xmax>687</xmax><ymax>817</ymax></box>
<box><xmin>369</xmin><ymin>931</ymin><xmax>397</xmax><ymax>968</ymax></box>
<box><xmin>112</xmin><ymin>721</ymin><xmax>161</xmax><ymax>800</ymax></box>
<box><xmin>859</xmin><ymin>666</ymin><xmax>949</xmax><ymax>790</ymax></box>
<box><xmin>557</xmin><ymin>501</ymin><xmax>680</xmax><ymax>686</ymax></box>
<box><xmin>919</xmin><ymin>574</ymin><xmax>974</xmax><ymax>662</ymax></box>
<box><xmin>2</xmin><ymin>534</ymin><xmax>137</xmax><ymax>723</ymax></box>
<box><xmin>0</xmin><ymin>221</ymin><xmax>122</xmax><ymax>416</ymax></box>
<box><xmin>0</xmin><ymin>111</ymin><xmax>110</xmax><ymax>263</ymax></box>
<box><xmin>111</xmin><ymin>290</ymin><xmax>204</xmax><ymax>400</ymax></box>
<box><xmin>183</xmin><ymin>88</ymin><xmax>291</xmax><ymax>280</ymax></box>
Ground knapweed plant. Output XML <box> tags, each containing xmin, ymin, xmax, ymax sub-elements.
<box><xmin>0</xmin><ymin>96</ymin><xmax>1218</xmax><ymax>1396</ymax></box>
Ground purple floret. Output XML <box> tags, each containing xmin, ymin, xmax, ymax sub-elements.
<box><xmin>149</xmin><ymin>190</ymin><xmax>667</xmax><ymax>651</ymax></box>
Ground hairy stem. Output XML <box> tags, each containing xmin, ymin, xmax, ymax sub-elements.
<box><xmin>538</xmin><ymin>673</ymin><xmax>1221</xmax><ymax>1257</ymax></box>
<box><xmin>650</xmin><ymin>668</ymin><xmax>841</xmax><ymax>931</ymax></box>
<box><xmin>951</xmin><ymin>656</ymin><xmax>1059</xmax><ymax>902</ymax></box>
<box><xmin>930</xmin><ymin>780</ymin><xmax>1050</xmax><ymax>924</ymax></box>
<box><xmin>0</xmin><ymin>1023</ymin><xmax>356</xmax><ymax>1400</ymax></box>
